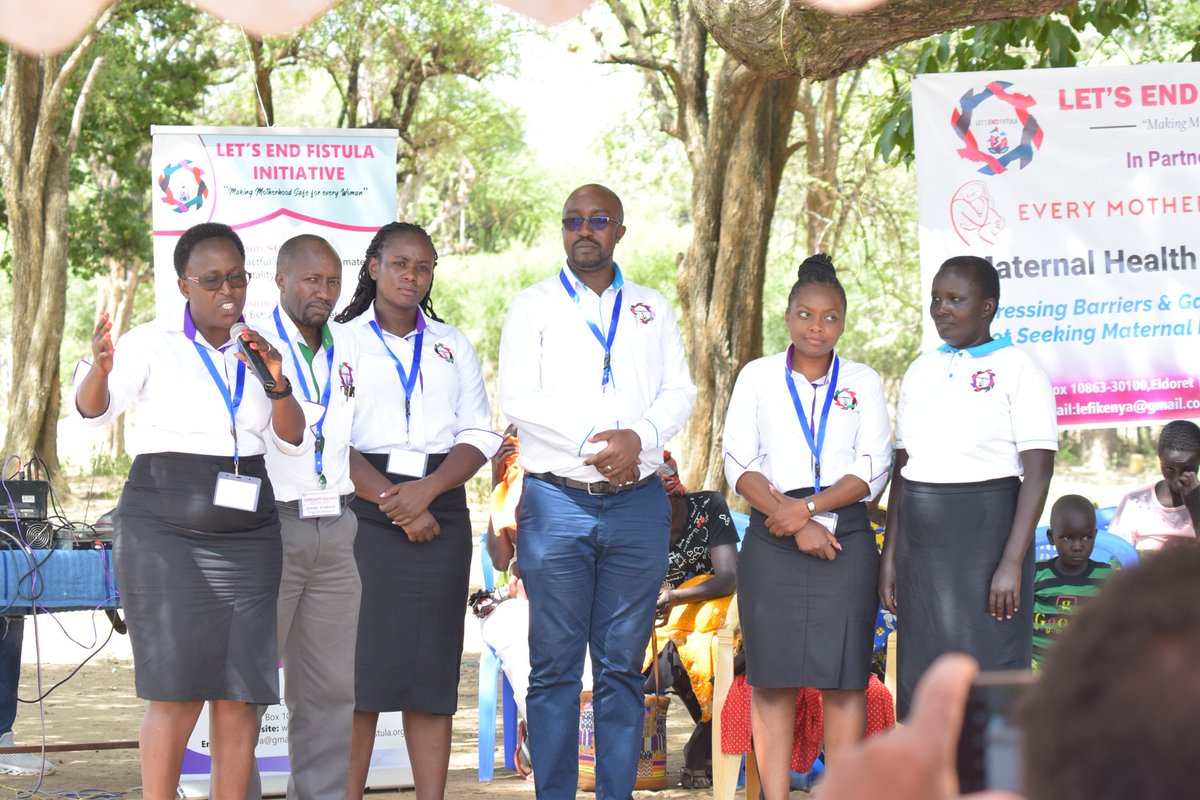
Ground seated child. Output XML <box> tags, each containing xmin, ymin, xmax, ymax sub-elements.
<box><xmin>1032</xmin><ymin>494</ymin><xmax>1114</xmax><ymax>670</ymax></box>
<box><xmin>1109</xmin><ymin>420</ymin><xmax>1200</xmax><ymax>552</ymax></box>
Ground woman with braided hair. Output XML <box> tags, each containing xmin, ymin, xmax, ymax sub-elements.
<box><xmin>337</xmin><ymin>222</ymin><xmax>501</xmax><ymax>799</ymax></box>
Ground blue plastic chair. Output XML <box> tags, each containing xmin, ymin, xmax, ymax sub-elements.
<box><xmin>477</xmin><ymin>532</ymin><xmax>518</xmax><ymax>780</ymax></box>
<box><xmin>1032</xmin><ymin>507</ymin><xmax>1137</xmax><ymax>569</ymax></box>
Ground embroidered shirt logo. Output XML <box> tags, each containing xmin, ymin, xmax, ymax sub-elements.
<box><xmin>971</xmin><ymin>369</ymin><xmax>996</xmax><ymax>392</ymax></box>
<box><xmin>629</xmin><ymin>302</ymin><xmax>655</xmax><ymax>324</ymax></box>
<box><xmin>338</xmin><ymin>362</ymin><xmax>355</xmax><ymax>398</ymax></box>
<box><xmin>434</xmin><ymin>343</ymin><xmax>455</xmax><ymax>363</ymax></box>
<box><xmin>833</xmin><ymin>389</ymin><xmax>858</xmax><ymax>411</ymax></box>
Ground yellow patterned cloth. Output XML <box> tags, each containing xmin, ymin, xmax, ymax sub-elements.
<box><xmin>643</xmin><ymin>574</ymin><xmax>733</xmax><ymax>722</ymax></box>
<box><xmin>489</xmin><ymin>440</ymin><xmax>522</xmax><ymax>538</ymax></box>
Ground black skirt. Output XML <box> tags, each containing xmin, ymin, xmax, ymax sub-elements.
<box><xmin>351</xmin><ymin>452</ymin><xmax>472</xmax><ymax>714</ymax></box>
<box><xmin>895</xmin><ymin>477</ymin><xmax>1031</xmax><ymax>718</ymax></box>
<box><xmin>737</xmin><ymin>491</ymin><xmax>877</xmax><ymax>690</ymax></box>
<box><xmin>113</xmin><ymin>452</ymin><xmax>282</xmax><ymax>703</ymax></box>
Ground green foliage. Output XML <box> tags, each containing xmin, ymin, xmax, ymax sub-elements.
<box><xmin>871</xmin><ymin>0</ymin><xmax>1149</xmax><ymax>165</ymax></box>
<box><xmin>90</xmin><ymin>450</ymin><xmax>133</xmax><ymax>477</ymax></box>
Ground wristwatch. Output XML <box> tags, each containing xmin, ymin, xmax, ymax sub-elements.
<box><xmin>264</xmin><ymin>376</ymin><xmax>293</xmax><ymax>400</ymax></box>
<box><xmin>805</xmin><ymin>497</ymin><xmax>818</xmax><ymax>514</ymax></box>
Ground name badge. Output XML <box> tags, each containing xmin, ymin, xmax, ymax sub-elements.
<box><xmin>811</xmin><ymin>511</ymin><xmax>839</xmax><ymax>535</ymax></box>
<box><xmin>386</xmin><ymin>448</ymin><xmax>428</xmax><ymax>478</ymax></box>
<box><xmin>299</xmin><ymin>489</ymin><xmax>343</xmax><ymax>518</ymax></box>
<box><xmin>214</xmin><ymin>472</ymin><xmax>262</xmax><ymax>512</ymax></box>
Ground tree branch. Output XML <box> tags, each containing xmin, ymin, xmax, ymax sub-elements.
<box><xmin>66</xmin><ymin>55</ymin><xmax>104</xmax><ymax>157</ymax></box>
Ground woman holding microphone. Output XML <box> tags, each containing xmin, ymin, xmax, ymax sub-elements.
<box><xmin>74</xmin><ymin>222</ymin><xmax>304</xmax><ymax>799</ymax></box>
<box><xmin>336</xmin><ymin>222</ymin><xmax>499</xmax><ymax>800</ymax></box>
<box><xmin>723</xmin><ymin>254</ymin><xmax>892</xmax><ymax>798</ymax></box>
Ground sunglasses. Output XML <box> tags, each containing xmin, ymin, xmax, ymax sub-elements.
<box><xmin>185</xmin><ymin>271</ymin><xmax>251</xmax><ymax>291</ymax></box>
<box><xmin>562</xmin><ymin>216</ymin><xmax>621</xmax><ymax>232</ymax></box>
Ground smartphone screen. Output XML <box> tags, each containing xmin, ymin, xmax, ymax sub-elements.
<box><xmin>956</xmin><ymin>670</ymin><xmax>1036</xmax><ymax>793</ymax></box>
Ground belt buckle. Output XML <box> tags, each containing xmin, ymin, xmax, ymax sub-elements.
<box><xmin>586</xmin><ymin>481</ymin><xmax>611</xmax><ymax>496</ymax></box>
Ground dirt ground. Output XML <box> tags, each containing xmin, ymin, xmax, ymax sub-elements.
<box><xmin>2</xmin><ymin>655</ymin><xmax>723</xmax><ymax>799</ymax></box>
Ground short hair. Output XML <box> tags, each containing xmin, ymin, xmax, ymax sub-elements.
<box><xmin>787</xmin><ymin>253</ymin><xmax>846</xmax><ymax>310</ymax></box>
<box><xmin>938</xmin><ymin>255</ymin><xmax>1000</xmax><ymax>308</ymax></box>
<box><xmin>1019</xmin><ymin>547</ymin><xmax>1200</xmax><ymax>800</ymax></box>
<box><xmin>276</xmin><ymin>233</ymin><xmax>336</xmax><ymax>273</ymax></box>
<box><xmin>173</xmin><ymin>222</ymin><xmax>245</xmax><ymax>277</ymax></box>
<box><xmin>1048</xmin><ymin>494</ymin><xmax>1096</xmax><ymax>532</ymax></box>
<box><xmin>1157</xmin><ymin>420</ymin><xmax>1200</xmax><ymax>455</ymax></box>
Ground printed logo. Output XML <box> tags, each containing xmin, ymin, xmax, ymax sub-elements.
<box><xmin>950</xmin><ymin>180</ymin><xmax>1005</xmax><ymax>247</ymax></box>
<box><xmin>950</xmin><ymin>80</ymin><xmax>1042</xmax><ymax>175</ymax></box>
<box><xmin>971</xmin><ymin>369</ymin><xmax>997</xmax><ymax>393</ymax></box>
<box><xmin>338</xmin><ymin>362</ymin><xmax>355</xmax><ymax>398</ymax></box>
<box><xmin>833</xmin><ymin>388</ymin><xmax>858</xmax><ymax>410</ymax></box>
<box><xmin>434</xmin><ymin>343</ymin><xmax>454</xmax><ymax>363</ymax></box>
<box><xmin>629</xmin><ymin>302</ymin><xmax>655</xmax><ymax>324</ymax></box>
<box><xmin>157</xmin><ymin>160</ymin><xmax>209</xmax><ymax>213</ymax></box>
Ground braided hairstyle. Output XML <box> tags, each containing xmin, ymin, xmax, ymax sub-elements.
<box><xmin>788</xmin><ymin>253</ymin><xmax>846</xmax><ymax>310</ymax></box>
<box><xmin>334</xmin><ymin>222</ymin><xmax>443</xmax><ymax>323</ymax></box>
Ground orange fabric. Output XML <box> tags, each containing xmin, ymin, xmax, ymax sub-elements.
<box><xmin>642</xmin><ymin>574</ymin><xmax>733</xmax><ymax>722</ymax></box>
<box><xmin>489</xmin><ymin>441</ymin><xmax>522</xmax><ymax>538</ymax></box>
<box><xmin>720</xmin><ymin>674</ymin><xmax>896</xmax><ymax>772</ymax></box>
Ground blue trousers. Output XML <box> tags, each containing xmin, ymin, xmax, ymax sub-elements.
<box><xmin>517</xmin><ymin>476</ymin><xmax>669</xmax><ymax>800</ymax></box>
<box><xmin>0</xmin><ymin>617</ymin><xmax>23</xmax><ymax>735</ymax></box>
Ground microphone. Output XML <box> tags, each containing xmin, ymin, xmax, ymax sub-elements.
<box><xmin>229</xmin><ymin>322</ymin><xmax>277</xmax><ymax>391</ymax></box>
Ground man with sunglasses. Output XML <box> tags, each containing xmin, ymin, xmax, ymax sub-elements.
<box><xmin>498</xmin><ymin>184</ymin><xmax>696</xmax><ymax>799</ymax></box>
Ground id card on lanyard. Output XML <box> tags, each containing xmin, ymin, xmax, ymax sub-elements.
<box><xmin>559</xmin><ymin>268</ymin><xmax>622</xmax><ymax>391</ymax></box>
<box><xmin>369</xmin><ymin>314</ymin><xmax>428</xmax><ymax>478</ymax></box>
<box><xmin>185</xmin><ymin>311</ymin><xmax>260</xmax><ymax>512</ymax></box>
<box><xmin>274</xmin><ymin>307</ymin><xmax>342</xmax><ymax>517</ymax></box>
<box><xmin>784</xmin><ymin>348</ymin><xmax>840</xmax><ymax>493</ymax></box>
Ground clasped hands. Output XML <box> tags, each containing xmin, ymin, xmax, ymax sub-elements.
<box><xmin>379</xmin><ymin>479</ymin><xmax>440</xmax><ymax>543</ymax></box>
<box><xmin>765</xmin><ymin>486</ymin><xmax>840</xmax><ymax>560</ymax></box>
<box><xmin>583</xmin><ymin>429</ymin><xmax>642</xmax><ymax>485</ymax></box>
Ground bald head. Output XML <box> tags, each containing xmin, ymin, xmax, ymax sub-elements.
<box><xmin>563</xmin><ymin>183</ymin><xmax>624</xmax><ymax>223</ymax></box>
<box><xmin>275</xmin><ymin>234</ymin><xmax>343</xmax><ymax>337</ymax></box>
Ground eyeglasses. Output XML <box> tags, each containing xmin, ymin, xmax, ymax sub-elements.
<box><xmin>562</xmin><ymin>216</ymin><xmax>621</xmax><ymax>232</ymax></box>
<box><xmin>184</xmin><ymin>272</ymin><xmax>251</xmax><ymax>291</ymax></box>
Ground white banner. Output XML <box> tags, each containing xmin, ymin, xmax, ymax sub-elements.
<box><xmin>913</xmin><ymin>63</ymin><xmax>1200</xmax><ymax>427</ymax></box>
<box><xmin>150</xmin><ymin>125</ymin><xmax>398</xmax><ymax>323</ymax></box>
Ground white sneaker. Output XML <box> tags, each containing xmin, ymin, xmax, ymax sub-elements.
<box><xmin>0</xmin><ymin>731</ymin><xmax>56</xmax><ymax>776</ymax></box>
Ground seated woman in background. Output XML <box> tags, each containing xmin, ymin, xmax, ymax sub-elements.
<box><xmin>1109</xmin><ymin>420</ymin><xmax>1200</xmax><ymax>553</ymax></box>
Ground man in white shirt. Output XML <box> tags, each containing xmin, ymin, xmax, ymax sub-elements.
<box><xmin>499</xmin><ymin>184</ymin><xmax>696</xmax><ymax>798</ymax></box>
<box><xmin>249</xmin><ymin>235</ymin><xmax>360</xmax><ymax>800</ymax></box>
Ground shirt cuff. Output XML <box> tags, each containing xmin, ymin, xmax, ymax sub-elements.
<box><xmin>455</xmin><ymin>427</ymin><xmax>505</xmax><ymax>460</ymax></box>
<box><xmin>628</xmin><ymin>420</ymin><xmax>658</xmax><ymax>451</ymax></box>
<box><xmin>269</xmin><ymin>424</ymin><xmax>313</xmax><ymax>457</ymax></box>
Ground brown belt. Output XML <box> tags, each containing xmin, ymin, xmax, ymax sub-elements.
<box><xmin>526</xmin><ymin>472</ymin><xmax>659</xmax><ymax>496</ymax></box>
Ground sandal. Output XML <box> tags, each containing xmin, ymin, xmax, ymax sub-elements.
<box><xmin>679</xmin><ymin>766</ymin><xmax>713</xmax><ymax>789</ymax></box>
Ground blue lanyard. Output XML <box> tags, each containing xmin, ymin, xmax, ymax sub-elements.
<box><xmin>559</xmin><ymin>270</ymin><xmax>622</xmax><ymax>389</ymax></box>
<box><xmin>273</xmin><ymin>307</ymin><xmax>335</xmax><ymax>487</ymax></box>
<box><xmin>184</xmin><ymin>308</ymin><xmax>246</xmax><ymax>470</ymax></box>
<box><xmin>783</xmin><ymin>348</ymin><xmax>840</xmax><ymax>492</ymax></box>
<box><xmin>368</xmin><ymin>314</ymin><xmax>424</xmax><ymax>437</ymax></box>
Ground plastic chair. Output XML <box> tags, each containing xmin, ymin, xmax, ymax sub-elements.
<box><xmin>1033</xmin><ymin>506</ymin><xmax>1138</xmax><ymax>570</ymax></box>
<box><xmin>477</xmin><ymin>532</ymin><xmax>518</xmax><ymax>780</ymax></box>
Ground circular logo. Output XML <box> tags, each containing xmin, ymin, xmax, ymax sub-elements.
<box><xmin>434</xmin><ymin>342</ymin><xmax>454</xmax><ymax>363</ymax></box>
<box><xmin>833</xmin><ymin>388</ymin><xmax>858</xmax><ymax>410</ymax></box>
<box><xmin>157</xmin><ymin>160</ymin><xmax>209</xmax><ymax>213</ymax></box>
<box><xmin>950</xmin><ymin>81</ymin><xmax>1042</xmax><ymax>176</ymax></box>
<box><xmin>971</xmin><ymin>369</ymin><xmax>997</xmax><ymax>393</ymax></box>
<box><xmin>629</xmin><ymin>302</ymin><xmax>655</xmax><ymax>324</ymax></box>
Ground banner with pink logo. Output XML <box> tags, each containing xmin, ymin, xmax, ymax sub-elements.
<box><xmin>913</xmin><ymin>64</ymin><xmax>1200</xmax><ymax>427</ymax></box>
<box><xmin>151</xmin><ymin>125</ymin><xmax>398</xmax><ymax>322</ymax></box>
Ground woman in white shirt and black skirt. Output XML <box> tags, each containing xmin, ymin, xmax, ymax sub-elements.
<box><xmin>723</xmin><ymin>255</ymin><xmax>892</xmax><ymax>798</ymax></box>
<box><xmin>74</xmin><ymin>222</ymin><xmax>305</xmax><ymax>799</ymax></box>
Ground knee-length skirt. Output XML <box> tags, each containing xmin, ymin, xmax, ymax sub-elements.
<box><xmin>737</xmin><ymin>491</ymin><xmax>877</xmax><ymax>690</ymax></box>
<box><xmin>113</xmin><ymin>452</ymin><xmax>282</xmax><ymax>703</ymax></box>
<box><xmin>351</xmin><ymin>452</ymin><xmax>472</xmax><ymax>714</ymax></box>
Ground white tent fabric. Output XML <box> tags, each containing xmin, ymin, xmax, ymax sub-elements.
<box><xmin>0</xmin><ymin>0</ymin><xmax>886</xmax><ymax>55</ymax></box>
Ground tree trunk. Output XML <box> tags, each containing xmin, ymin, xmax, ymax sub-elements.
<box><xmin>1082</xmin><ymin>428</ymin><xmax>1119</xmax><ymax>471</ymax></box>
<box><xmin>248</xmin><ymin>35</ymin><xmax>276</xmax><ymax>126</ymax></box>
<box><xmin>2</xmin><ymin>22</ymin><xmax>109</xmax><ymax>499</ymax></box>
<box><xmin>678</xmin><ymin>56</ymin><xmax>801</xmax><ymax>493</ymax></box>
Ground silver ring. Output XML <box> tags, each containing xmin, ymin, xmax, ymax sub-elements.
<box><xmin>605</xmin><ymin>465</ymin><xmax>612</xmax><ymax>472</ymax></box>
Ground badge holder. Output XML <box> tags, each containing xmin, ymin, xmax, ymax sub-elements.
<box><xmin>811</xmin><ymin>511</ymin><xmax>839</xmax><ymax>535</ymax></box>
<box><xmin>214</xmin><ymin>468</ymin><xmax>262</xmax><ymax>512</ymax></box>
<box><xmin>387</xmin><ymin>448</ymin><xmax>428</xmax><ymax>478</ymax></box>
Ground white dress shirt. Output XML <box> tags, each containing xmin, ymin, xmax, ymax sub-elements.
<box><xmin>258</xmin><ymin>306</ymin><xmax>358</xmax><ymax>500</ymax></box>
<box><xmin>498</xmin><ymin>263</ymin><xmax>696</xmax><ymax>481</ymax></box>
<box><xmin>723</xmin><ymin>350</ymin><xmax>892</xmax><ymax>499</ymax></box>
<box><xmin>896</xmin><ymin>336</ymin><xmax>1058</xmax><ymax>484</ymax></box>
<box><xmin>346</xmin><ymin>303</ymin><xmax>500</xmax><ymax>459</ymax></box>
<box><xmin>71</xmin><ymin>307</ymin><xmax>303</xmax><ymax>459</ymax></box>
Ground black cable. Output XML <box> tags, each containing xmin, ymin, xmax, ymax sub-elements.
<box><xmin>16</xmin><ymin>619</ymin><xmax>116</xmax><ymax>704</ymax></box>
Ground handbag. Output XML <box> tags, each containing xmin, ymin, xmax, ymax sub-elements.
<box><xmin>578</xmin><ymin>626</ymin><xmax>670</xmax><ymax>791</ymax></box>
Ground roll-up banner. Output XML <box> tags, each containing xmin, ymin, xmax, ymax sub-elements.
<box><xmin>913</xmin><ymin>63</ymin><xmax>1200</xmax><ymax>427</ymax></box>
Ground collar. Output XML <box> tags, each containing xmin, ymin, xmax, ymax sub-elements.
<box><xmin>560</xmin><ymin>261</ymin><xmax>625</xmax><ymax>296</ymax></box>
<box><xmin>181</xmin><ymin>303</ymin><xmax>241</xmax><ymax>351</ymax></box>
<box><xmin>937</xmin><ymin>334</ymin><xmax>1012</xmax><ymax>357</ymax></box>
<box><xmin>785</xmin><ymin>348</ymin><xmax>838</xmax><ymax>386</ymax></box>
<box><xmin>369</xmin><ymin>301</ymin><xmax>427</xmax><ymax>339</ymax></box>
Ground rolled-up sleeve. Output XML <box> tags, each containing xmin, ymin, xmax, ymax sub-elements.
<box><xmin>848</xmin><ymin>371</ymin><xmax>893</xmax><ymax>499</ymax></box>
<box><xmin>70</xmin><ymin>332</ymin><xmax>149</xmax><ymax>426</ymax></box>
<box><xmin>452</xmin><ymin>332</ymin><xmax>502</xmax><ymax>459</ymax></box>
